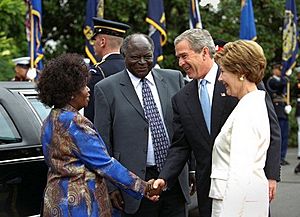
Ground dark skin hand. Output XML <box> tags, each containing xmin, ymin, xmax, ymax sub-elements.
<box><xmin>146</xmin><ymin>175</ymin><xmax>197</xmax><ymax>197</ymax></box>
<box><xmin>146</xmin><ymin>179</ymin><xmax>164</xmax><ymax>197</ymax></box>
<box><xmin>110</xmin><ymin>179</ymin><xmax>160</xmax><ymax>210</ymax></box>
<box><xmin>110</xmin><ymin>190</ymin><xmax>124</xmax><ymax>210</ymax></box>
<box><xmin>189</xmin><ymin>173</ymin><xmax>197</xmax><ymax>196</ymax></box>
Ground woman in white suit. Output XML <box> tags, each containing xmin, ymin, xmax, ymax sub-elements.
<box><xmin>209</xmin><ymin>40</ymin><xmax>270</xmax><ymax>217</ymax></box>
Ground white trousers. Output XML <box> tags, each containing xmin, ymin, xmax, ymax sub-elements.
<box><xmin>212</xmin><ymin>198</ymin><xmax>269</xmax><ymax>217</ymax></box>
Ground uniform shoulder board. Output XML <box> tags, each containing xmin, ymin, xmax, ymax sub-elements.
<box><xmin>89</xmin><ymin>68</ymin><xmax>98</xmax><ymax>75</ymax></box>
<box><xmin>89</xmin><ymin>58</ymin><xmax>106</xmax><ymax>77</ymax></box>
<box><xmin>95</xmin><ymin>62</ymin><xmax>106</xmax><ymax>78</ymax></box>
<box><xmin>95</xmin><ymin>58</ymin><xmax>106</xmax><ymax>67</ymax></box>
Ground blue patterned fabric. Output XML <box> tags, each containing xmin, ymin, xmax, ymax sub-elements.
<box><xmin>142</xmin><ymin>79</ymin><xmax>169</xmax><ymax>171</ymax></box>
<box><xmin>41</xmin><ymin>105</ymin><xmax>146</xmax><ymax>217</ymax></box>
<box><xmin>200</xmin><ymin>79</ymin><xmax>211</xmax><ymax>133</ymax></box>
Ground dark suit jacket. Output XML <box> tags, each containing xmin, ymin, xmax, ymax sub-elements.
<box><xmin>159</xmin><ymin>70</ymin><xmax>281</xmax><ymax>217</ymax></box>
<box><xmin>93</xmin><ymin>68</ymin><xmax>189</xmax><ymax>214</ymax></box>
<box><xmin>84</xmin><ymin>54</ymin><xmax>125</xmax><ymax>122</ymax></box>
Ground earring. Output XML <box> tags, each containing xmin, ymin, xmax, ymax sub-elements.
<box><xmin>239</xmin><ymin>76</ymin><xmax>244</xmax><ymax>81</ymax></box>
<box><xmin>71</xmin><ymin>96</ymin><xmax>74</xmax><ymax>99</ymax></box>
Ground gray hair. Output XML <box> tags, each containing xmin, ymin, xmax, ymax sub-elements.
<box><xmin>174</xmin><ymin>29</ymin><xmax>216</xmax><ymax>58</ymax></box>
<box><xmin>121</xmin><ymin>33</ymin><xmax>154</xmax><ymax>56</ymax></box>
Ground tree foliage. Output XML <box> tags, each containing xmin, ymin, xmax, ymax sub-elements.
<box><xmin>2</xmin><ymin>0</ymin><xmax>299</xmax><ymax>76</ymax></box>
<box><xmin>0</xmin><ymin>0</ymin><xmax>27</xmax><ymax>80</ymax></box>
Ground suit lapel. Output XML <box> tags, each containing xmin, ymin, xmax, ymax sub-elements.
<box><xmin>119</xmin><ymin>71</ymin><xmax>146</xmax><ymax>120</ymax></box>
<box><xmin>152</xmin><ymin>69</ymin><xmax>168</xmax><ymax>118</ymax></box>
<box><xmin>211</xmin><ymin>68</ymin><xmax>237</xmax><ymax>139</ymax></box>
<box><xmin>211</xmin><ymin>71</ymin><xmax>227</xmax><ymax>138</ymax></box>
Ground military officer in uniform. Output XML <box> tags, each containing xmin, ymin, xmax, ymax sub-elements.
<box><xmin>84</xmin><ymin>17</ymin><xmax>130</xmax><ymax>122</ymax></box>
<box><xmin>266</xmin><ymin>63</ymin><xmax>290</xmax><ymax>166</ymax></box>
<box><xmin>11</xmin><ymin>57</ymin><xmax>39</xmax><ymax>82</ymax></box>
<box><xmin>12</xmin><ymin>57</ymin><xmax>30</xmax><ymax>81</ymax></box>
<box><xmin>294</xmin><ymin>67</ymin><xmax>300</xmax><ymax>174</ymax></box>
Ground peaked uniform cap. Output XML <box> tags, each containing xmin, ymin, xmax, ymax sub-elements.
<box><xmin>91</xmin><ymin>17</ymin><xmax>130</xmax><ymax>40</ymax></box>
<box><xmin>214</xmin><ymin>39</ymin><xmax>228</xmax><ymax>52</ymax></box>
<box><xmin>12</xmin><ymin>57</ymin><xmax>30</xmax><ymax>66</ymax></box>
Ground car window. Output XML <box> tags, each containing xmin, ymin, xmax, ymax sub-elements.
<box><xmin>25</xmin><ymin>96</ymin><xmax>51</xmax><ymax>122</ymax></box>
<box><xmin>0</xmin><ymin>104</ymin><xmax>21</xmax><ymax>144</ymax></box>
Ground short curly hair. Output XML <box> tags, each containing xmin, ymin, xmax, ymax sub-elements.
<box><xmin>37</xmin><ymin>53</ymin><xmax>89</xmax><ymax>108</ymax></box>
<box><xmin>215</xmin><ymin>40</ymin><xmax>266</xmax><ymax>84</ymax></box>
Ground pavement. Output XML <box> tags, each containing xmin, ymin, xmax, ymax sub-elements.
<box><xmin>189</xmin><ymin>148</ymin><xmax>300</xmax><ymax>217</ymax></box>
<box><xmin>270</xmin><ymin>147</ymin><xmax>300</xmax><ymax>217</ymax></box>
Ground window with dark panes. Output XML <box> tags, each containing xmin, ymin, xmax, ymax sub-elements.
<box><xmin>24</xmin><ymin>95</ymin><xmax>51</xmax><ymax>122</ymax></box>
<box><xmin>0</xmin><ymin>104</ymin><xmax>21</xmax><ymax>144</ymax></box>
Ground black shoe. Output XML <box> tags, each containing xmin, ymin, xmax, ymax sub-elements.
<box><xmin>280</xmin><ymin>159</ymin><xmax>290</xmax><ymax>166</ymax></box>
<box><xmin>295</xmin><ymin>166</ymin><xmax>300</xmax><ymax>174</ymax></box>
<box><xmin>298</xmin><ymin>156</ymin><xmax>300</xmax><ymax>160</ymax></box>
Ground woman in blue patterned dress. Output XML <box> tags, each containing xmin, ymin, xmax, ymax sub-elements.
<box><xmin>37</xmin><ymin>53</ymin><xmax>156</xmax><ymax>217</ymax></box>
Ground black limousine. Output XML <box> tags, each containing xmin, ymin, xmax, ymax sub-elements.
<box><xmin>0</xmin><ymin>82</ymin><xmax>50</xmax><ymax>217</ymax></box>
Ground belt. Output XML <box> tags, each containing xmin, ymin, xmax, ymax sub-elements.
<box><xmin>273</xmin><ymin>98</ymin><xmax>286</xmax><ymax>103</ymax></box>
<box><xmin>146</xmin><ymin>165</ymin><xmax>157</xmax><ymax>170</ymax></box>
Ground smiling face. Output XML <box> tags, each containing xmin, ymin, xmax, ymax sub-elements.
<box><xmin>175</xmin><ymin>39</ymin><xmax>212</xmax><ymax>80</ymax></box>
<box><xmin>125</xmin><ymin>35</ymin><xmax>153</xmax><ymax>78</ymax></box>
<box><xmin>218</xmin><ymin>67</ymin><xmax>241</xmax><ymax>98</ymax></box>
<box><xmin>69</xmin><ymin>85</ymin><xmax>90</xmax><ymax>110</ymax></box>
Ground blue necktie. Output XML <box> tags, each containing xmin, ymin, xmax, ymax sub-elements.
<box><xmin>200</xmin><ymin>79</ymin><xmax>211</xmax><ymax>133</ymax></box>
<box><xmin>142</xmin><ymin>79</ymin><xmax>169</xmax><ymax>171</ymax></box>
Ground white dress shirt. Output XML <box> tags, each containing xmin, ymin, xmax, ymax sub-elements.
<box><xmin>198</xmin><ymin>62</ymin><xmax>218</xmax><ymax>105</ymax></box>
<box><xmin>127</xmin><ymin>70</ymin><xmax>169</xmax><ymax>166</ymax></box>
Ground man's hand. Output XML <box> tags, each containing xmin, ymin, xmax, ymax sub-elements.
<box><xmin>145</xmin><ymin>179</ymin><xmax>166</xmax><ymax>201</ymax></box>
<box><xmin>268</xmin><ymin>179</ymin><xmax>277</xmax><ymax>202</ymax></box>
<box><xmin>189</xmin><ymin>173</ymin><xmax>196</xmax><ymax>195</ymax></box>
<box><xmin>153</xmin><ymin>179</ymin><xmax>166</xmax><ymax>193</ymax></box>
<box><xmin>144</xmin><ymin>179</ymin><xmax>160</xmax><ymax>202</ymax></box>
<box><xmin>109</xmin><ymin>190</ymin><xmax>124</xmax><ymax>210</ymax></box>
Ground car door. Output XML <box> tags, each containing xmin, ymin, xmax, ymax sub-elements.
<box><xmin>0</xmin><ymin>85</ymin><xmax>50</xmax><ymax>217</ymax></box>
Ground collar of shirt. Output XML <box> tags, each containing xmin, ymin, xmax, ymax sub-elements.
<box><xmin>101</xmin><ymin>52</ymin><xmax>120</xmax><ymax>61</ymax></box>
<box><xmin>272</xmin><ymin>75</ymin><xmax>281</xmax><ymax>81</ymax></box>
<box><xmin>127</xmin><ymin>70</ymin><xmax>155</xmax><ymax>89</ymax></box>
<box><xmin>197</xmin><ymin>61</ymin><xmax>218</xmax><ymax>104</ymax></box>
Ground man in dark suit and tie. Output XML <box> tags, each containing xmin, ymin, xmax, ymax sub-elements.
<box><xmin>153</xmin><ymin>29</ymin><xmax>281</xmax><ymax>217</ymax></box>
<box><xmin>84</xmin><ymin>17</ymin><xmax>130</xmax><ymax>122</ymax></box>
<box><xmin>94</xmin><ymin>33</ymin><xmax>191</xmax><ymax>217</ymax></box>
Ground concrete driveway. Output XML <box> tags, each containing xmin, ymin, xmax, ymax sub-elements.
<box><xmin>270</xmin><ymin>148</ymin><xmax>300</xmax><ymax>217</ymax></box>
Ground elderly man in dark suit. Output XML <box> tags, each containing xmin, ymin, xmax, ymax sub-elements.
<box><xmin>94</xmin><ymin>33</ymin><xmax>191</xmax><ymax>217</ymax></box>
<box><xmin>153</xmin><ymin>29</ymin><xmax>281</xmax><ymax>217</ymax></box>
<box><xmin>84</xmin><ymin>18</ymin><xmax>130</xmax><ymax>122</ymax></box>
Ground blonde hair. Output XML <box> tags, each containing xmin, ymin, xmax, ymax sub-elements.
<box><xmin>215</xmin><ymin>40</ymin><xmax>266</xmax><ymax>84</ymax></box>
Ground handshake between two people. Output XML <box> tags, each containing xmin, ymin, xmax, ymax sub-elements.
<box><xmin>109</xmin><ymin>179</ymin><xmax>166</xmax><ymax>211</ymax></box>
<box><xmin>144</xmin><ymin>179</ymin><xmax>166</xmax><ymax>202</ymax></box>
<box><xmin>110</xmin><ymin>174</ymin><xmax>196</xmax><ymax>210</ymax></box>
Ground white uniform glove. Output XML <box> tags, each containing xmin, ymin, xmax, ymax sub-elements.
<box><xmin>284</xmin><ymin>105</ymin><xmax>292</xmax><ymax>114</ymax></box>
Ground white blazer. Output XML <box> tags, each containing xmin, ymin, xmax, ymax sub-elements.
<box><xmin>209</xmin><ymin>90</ymin><xmax>270</xmax><ymax>216</ymax></box>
